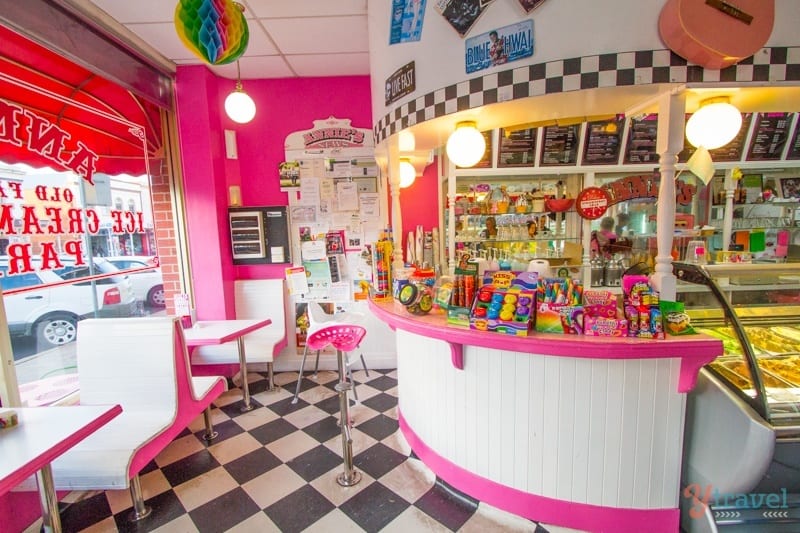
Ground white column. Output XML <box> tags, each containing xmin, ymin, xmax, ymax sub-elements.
<box><xmin>722</xmin><ymin>168</ymin><xmax>735</xmax><ymax>252</ymax></box>
<box><xmin>387</xmin><ymin>148</ymin><xmax>405</xmax><ymax>270</ymax></box>
<box><xmin>651</xmin><ymin>92</ymin><xmax>686</xmax><ymax>301</ymax></box>
<box><xmin>582</xmin><ymin>171</ymin><xmax>595</xmax><ymax>288</ymax></box>
<box><xmin>446</xmin><ymin>156</ymin><xmax>457</xmax><ymax>275</ymax></box>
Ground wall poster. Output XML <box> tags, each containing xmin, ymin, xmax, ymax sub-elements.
<box><xmin>435</xmin><ymin>0</ymin><xmax>495</xmax><ymax>37</ymax></box>
<box><xmin>390</xmin><ymin>0</ymin><xmax>427</xmax><ymax>44</ymax></box>
<box><xmin>465</xmin><ymin>19</ymin><xmax>533</xmax><ymax>74</ymax></box>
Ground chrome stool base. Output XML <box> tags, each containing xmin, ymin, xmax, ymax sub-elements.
<box><xmin>335</xmin><ymin>360</ymin><xmax>361</xmax><ymax>487</ymax></box>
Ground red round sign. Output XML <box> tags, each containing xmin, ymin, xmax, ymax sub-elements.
<box><xmin>575</xmin><ymin>187</ymin><xmax>611</xmax><ymax>220</ymax></box>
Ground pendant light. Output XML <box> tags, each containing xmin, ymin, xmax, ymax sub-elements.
<box><xmin>685</xmin><ymin>97</ymin><xmax>742</xmax><ymax>150</ymax></box>
<box><xmin>224</xmin><ymin>60</ymin><xmax>256</xmax><ymax>124</ymax></box>
<box><xmin>446</xmin><ymin>121</ymin><xmax>486</xmax><ymax>168</ymax></box>
<box><xmin>399</xmin><ymin>158</ymin><xmax>416</xmax><ymax>188</ymax></box>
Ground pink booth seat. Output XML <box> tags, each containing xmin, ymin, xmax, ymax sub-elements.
<box><xmin>191</xmin><ymin>279</ymin><xmax>288</xmax><ymax>390</ymax></box>
<box><xmin>17</xmin><ymin>317</ymin><xmax>226</xmax><ymax>523</ymax></box>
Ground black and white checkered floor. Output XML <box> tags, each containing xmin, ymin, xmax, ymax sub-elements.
<box><xmin>29</xmin><ymin>369</ymin><xmax>582</xmax><ymax>533</ymax></box>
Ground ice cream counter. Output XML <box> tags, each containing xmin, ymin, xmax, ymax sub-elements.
<box><xmin>369</xmin><ymin>299</ymin><xmax>722</xmax><ymax>533</ymax></box>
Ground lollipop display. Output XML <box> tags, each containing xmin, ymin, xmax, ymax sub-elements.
<box><xmin>175</xmin><ymin>0</ymin><xmax>249</xmax><ymax>65</ymax></box>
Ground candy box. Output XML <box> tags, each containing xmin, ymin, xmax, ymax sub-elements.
<box><xmin>481</xmin><ymin>271</ymin><xmax>538</xmax><ymax>291</ymax></box>
<box><xmin>582</xmin><ymin>290</ymin><xmax>618</xmax><ymax>318</ymax></box>
<box><xmin>584</xmin><ymin>316</ymin><xmax>629</xmax><ymax>337</ymax></box>
<box><xmin>470</xmin><ymin>285</ymin><xmax>535</xmax><ymax>336</ymax></box>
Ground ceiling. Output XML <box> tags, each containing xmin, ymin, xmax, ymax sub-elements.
<box><xmin>87</xmin><ymin>0</ymin><xmax>370</xmax><ymax>80</ymax></box>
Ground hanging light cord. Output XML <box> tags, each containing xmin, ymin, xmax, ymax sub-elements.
<box><xmin>235</xmin><ymin>60</ymin><xmax>244</xmax><ymax>91</ymax></box>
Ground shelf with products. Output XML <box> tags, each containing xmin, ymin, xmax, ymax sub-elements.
<box><xmin>443</xmin><ymin>171</ymin><xmax>583</xmax><ymax>272</ymax></box>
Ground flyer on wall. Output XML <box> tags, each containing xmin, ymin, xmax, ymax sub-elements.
<box><xmin>465</xmin><ymin>19</ymin><xmax>533</xmax><ymax>74</ymax></box>
<box><xmin>435</xmin><ymin>0</ymin><xmax>495</xmax><ymax>37</ymax></box>
<box><xmin>389</xmin><ymin>0</ymin><xmax>427</xmax><ymax>44</ymax></box>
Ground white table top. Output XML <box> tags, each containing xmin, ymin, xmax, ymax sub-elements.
<box><xmin>0</xmin><ymin>405</ymin><xmax>122</xmax><ymax>495</ymax></box>
<box><xmin>182</xmin><ymin>319</ymin><xmax>271</xmax><ymax>346</ymax></box>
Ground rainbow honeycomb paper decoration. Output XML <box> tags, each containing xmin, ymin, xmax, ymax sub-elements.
<box><xmin>174</xmin><ymin>0</ymin><xmax>249</xmax><ymax>65</ymax></box>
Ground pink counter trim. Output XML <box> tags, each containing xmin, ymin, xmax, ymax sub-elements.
<box><xmin>370</xmin><ymin>299</ymin><xmax>721</xmax><ymax>392</ymax></box>
<box><xmin>398</xmin><ymin>411</ymin><xmax>679</xmax><ymax>533</ymax></box>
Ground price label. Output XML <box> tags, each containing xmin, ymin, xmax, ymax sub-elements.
<box><xmin>575</xmin><ymin>187</ymin><xmax>610</xmax><ymax>220</ymax></box>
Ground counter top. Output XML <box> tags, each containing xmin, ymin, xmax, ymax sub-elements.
<box><xmin>369</xmin><ymin>299</ymin><xmax>723</xmax><ymax>392</ymax></box>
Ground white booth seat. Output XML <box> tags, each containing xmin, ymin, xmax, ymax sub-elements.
<box><xmin>28</xmin><ymin>317</ymin><xmax>227</xmax><ymax>520</ymax></box>
<box><xmin>191</xmin><ymin>279</ymin><xmax>288</xmax><ymax>390</ymax></box>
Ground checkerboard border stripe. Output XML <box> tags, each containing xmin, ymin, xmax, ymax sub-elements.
<box><xmin>373</xmin><ymin>47</ymin><xmax>800</xmax><ymax>143</ymax></box>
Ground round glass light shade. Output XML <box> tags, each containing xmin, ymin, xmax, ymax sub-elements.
<box><xmin>224</xmin><ymin>89</ymin><xmax>256</xmax><ymax>124</ymax></box>
<box><xmin>399</xmin><ymin>160</ymin><xmax>416</xmax><ymax>188</ymax></box>
<box><xmin>685</xmin><ymin>102</ymin><xmax>742</xmax><ymax>150</ymax></box>
<box><xmin>446</xmin><ymin>121</ymin><xmax>486</xmax><ymax>168</ymax></box>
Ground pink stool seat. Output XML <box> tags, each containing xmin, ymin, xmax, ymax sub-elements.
<box><xmin>306</xmin><ymin>325</ymin><xmax>366</xmax><ymax>353</ymax></box>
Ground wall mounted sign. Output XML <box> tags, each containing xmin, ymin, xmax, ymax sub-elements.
<box><xmin>390</xmin><ymin>0</ymin><xmax>427</xmax><ymax>44</ymax></box>
<box><xmin>284</xmin><ymin>117</ymin><xmax>372</xmax><ymax>153</ymax></box>
<box><xmin>435</xmin><ymin>0</ymin><xmax>495</xmax><ymax>37</ymax></box>
<box><xmin>747</xmin><ymin>112</ymin><xmax>792</xmax><ymax>161</ymax></box>
<box><xmin>624</xmin><ymin>114</ymin><xmax>659</xmax><ymax>164</ymax></box>
<box><xmin>582</xmin><ymin>116</ymin><xmax>625</xmax><ymax>165</ymax></box>
<box><xmin>575</xmin><ymin>187</ymin><xmax>611</xmax><ymax>220</ymax></box>
<box><xmin>385</xmin><ymin>61</ymin><xmax>416</xmax><ymax>106</ymax></box>
<box><xmin>498</xmin><ymin>127</ymin><xmax>536</xmax><ymax>167</ymax></box>
<box><xmin>601</xmin><ymin>173</ymin><xmax>696</xmax><ymax>207</ymax></box>
<box><xmin>540</xmin><ymin>123</ymin><xmax>580</xmax><ymax>166</ymax></box>
<box><xmin>786</xmin><ymin>116</ymin><xmax>800</xmax><ymax>160</ymax></box>
<box><xmin>465</xmin><ymin>19</ymin><xmax>534</xmax><ymax>74</ymax></box>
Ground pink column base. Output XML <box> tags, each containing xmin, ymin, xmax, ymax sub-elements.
<box><xmin>398</xmin><ymin>411</ymin><xmax>679</xmax><ymax>533</ymax></box>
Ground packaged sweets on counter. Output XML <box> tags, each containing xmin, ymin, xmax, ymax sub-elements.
<box><xmin>621</xmin><ymin>274</ymin><xmax>664</xmax><ymax>339</ymax></box>
<box><xmin>535</xmin><ymin>277</ymin><xmax>583</xmax><ymax>333</ymax></box>
<box><xmin>469</xmin><ymin>284</ymin><xmax>535</xmax><ymax>336</ymax></box>
<box><xmin>447</xmin><ymin>257</ymin><xmax>479</xmax><ymax>326</ymax></box>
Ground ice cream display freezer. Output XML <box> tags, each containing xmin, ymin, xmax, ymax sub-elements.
<box><xmin>675</xmin><ymin>262</ymin><xmax>800</xmax><ymax>533</ymax></box>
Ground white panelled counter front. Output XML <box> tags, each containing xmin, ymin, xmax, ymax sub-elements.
<box><xmin>369</xmin><ymin>299</ymin><xmax>722</xmax><ymax>533</ymax></box>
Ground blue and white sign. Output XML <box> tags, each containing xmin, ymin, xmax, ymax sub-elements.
<box><xmin>465</xmin><ymin>20</ymin><xmax>533</xmax><ymax>74</ymax></box>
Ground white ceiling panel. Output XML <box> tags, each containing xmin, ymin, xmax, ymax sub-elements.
<box><xmin>243</xmin><ymin>0</ymin><xmax>367</xmax><ymax>19</ymax></box>
<box><xmin>126</xmin><ymin>22</ymin><xmax>199</xmax><ymax>62</ymax></box>
<box><xmin>243</xmin><ymin>23</ymin><xmax>280</xmax><ymax>57</ymax></box>
<box><xmin>86</xmin><ymin>1</ymin><xmax>371</xmax><ymax>78</ymax></box>
<box><xmin>210</xmin><ymin>55</ymin><xmax>296</xmax><ymax>79</ymax></box>
<box><xmin>90</xmin><ymin>0</ymin><xmax>177</xmax><ymax>24</ymax></box>
<box><xmin>261</xmin><ymin>16</ymin><xmax>368</xmax><ymax>55</ymax></box>
<box><xmin>286</xmin><ymin>53</ymin><xmax>370</xmax><ymax>77</ymax></box>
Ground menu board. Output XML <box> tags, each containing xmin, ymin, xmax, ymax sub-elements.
<box><xmin>679</xmin><ymin>113</ymin><xmax>753</xmax><ymax>163</ymax></box>
<box><xmin>582</xmin><ymin>116</ymin><xmax>625</xmax><ymax>165</ymax></box>
<box><xmin>786</xmin><ymin>115</ymin><xmax>800</xmax><ymax>160</ymax></box>
<box><xmin>624</xmin><ymin>114</ymin><xmax>659</xmax><ymax>164</ymax></box>
<box><xmin>456</xmin><ymin>130</ymin><xmax>493</xmax><ymax>169</ymax></box>
<box><xmin>747</xmin><ymin>112</ymin><xmax>792</xmax><ymax>161</ymax></box>
<box><xmin>497</xmin><ymin>127</ymin><xmax>536</xmax><ymax>167</ymax></box>
<box><xmin>539</xmin><ymin>124</ymin><xmax>580</xmax><ymax>166</ymax></box>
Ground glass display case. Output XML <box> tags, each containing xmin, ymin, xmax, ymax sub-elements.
<box><xmin>675</xmin><ymin>262</ymin><xmax>800</xmax><ymax>427</ymax></box>
<box><xmin>676</xmin><ymin>262</ymin><xmax>800</xmax><ymax>532</ymax></box>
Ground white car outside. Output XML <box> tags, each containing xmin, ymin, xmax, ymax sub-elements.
<box><xmin>0</xmin><ymin>257</ymin><xmax>138</xmax><ymax>348</ymax></box>
<box><xmin>105</xmin><ymin>256</ymin><xmax>165</xmax><ymax>308</ymax></box>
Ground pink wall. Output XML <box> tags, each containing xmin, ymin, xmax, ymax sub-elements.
<box><xmin>398</xmin><ymin>156</ymin><xmax>441</xmax><ymax>263</ymax></box>
<box><xmin>175</xmin><ymin>66</ymin><xmax>372</xmax><ymax>318</ymax></box>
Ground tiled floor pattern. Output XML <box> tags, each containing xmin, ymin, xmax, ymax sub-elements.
<box><xmin>26</xmin><ymin>369</ymin><xmax>585</xmax><ymax>533</ymax></box>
